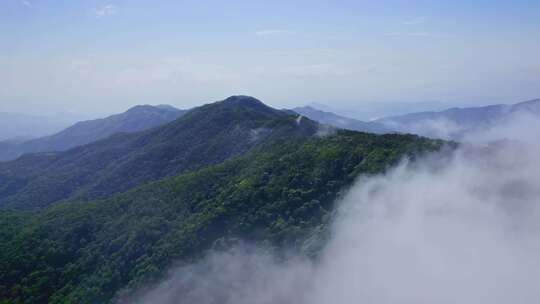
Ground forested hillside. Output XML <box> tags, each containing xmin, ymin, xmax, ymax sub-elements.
<box><xmin>0</xmin><ymin>96</ymin><xmax>318</xmax><ymax>210</ymax></box>
<box><xmin>0</xmin><ymin>130</ymin><xmax>445</xmax><ymax>304</ymax></box>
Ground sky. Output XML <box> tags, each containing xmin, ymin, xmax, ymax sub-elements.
<box><xmin>1</xmin><ymin>0</ymin><xmax>539</xmax><ymax>119</ymax></box>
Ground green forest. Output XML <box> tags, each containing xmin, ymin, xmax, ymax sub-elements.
<box><xmin>0</xmin><ymin>97</ymin><xmax>451</xmax><ymax>303</ymax></box>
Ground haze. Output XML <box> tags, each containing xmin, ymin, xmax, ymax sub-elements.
<box><xmin>1</xmin><ymin>0</ymin><xmax>539</xmax><ymax>119</ymax></box>
<box><xmin>124</xmin><ymin>107</ymin><xmax>540</xmax><ymax>304</ymax></box>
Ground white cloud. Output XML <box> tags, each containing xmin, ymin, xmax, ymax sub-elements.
<box><xmin>384</xmin><ymin>31</ymin><xmax>435</xmax><ymax>37</ymax></box>
<box><xmin>20</xmin><ymin>0</ymin><xmax>31</xmax><ymax>7</ymax></box>
<box><xmin>383</xmin><ymin>32</ymin><xmax>402</xmax><ymax>36</ymax></box>
<box><xmin>255</xmin><ymin>30</ymin><xmax>295</xmax><ymax>36</ymax></box>
<box><xmin>95</xmin><ymin>4</ymin><xmax>116</xmax><ymax>18</ymax></box>
<box><xmin>123</xmin><ymin>113</ymin><xmax>540</xmax><ymax>304</ymax></box>
<box><xmin>407</xmin><ymin>31</ymin><xmax>432</xmax><ymax>37</ymax></box>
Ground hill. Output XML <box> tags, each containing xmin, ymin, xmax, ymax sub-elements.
<box><xmin>0</xmin><ymin>96</ymin><xmax>319</xmax><ymax>210</ymax></box>
<box><xmin>376</xmin><ymin>98</ymin><xmax>540</xmax><ymax>139</ymax></box>
<box><xmin>0</xmin><ymin>112</ymin><xmax>85</xmax><ymax>142</ymax></box>
<box><xmin>0</xmin><ymin>130</ymin><xmax>444</xmax><ymax>304</ymax></box>
<box><xmin>0</xmin><ymin>105</ymin><xmax>186</xmax><ymax>161</ymax></box>
<box><xmin>292</xmin><ymin>106</ymin><xmax>392</xmax><ymax>134</ymax></box>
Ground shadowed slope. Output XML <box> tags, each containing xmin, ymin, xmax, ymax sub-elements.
<box><xmin>0</xmin><ymin>96</ymin><xmax>318</xmax><ymax>210</ymax></box>
<box><xmin>0</xmin><ymin>105</ymin><xmax>187</xmax><ymax>161</ymax></box>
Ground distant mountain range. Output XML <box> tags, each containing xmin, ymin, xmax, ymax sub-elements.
<box><xmin>292</xmin><ymin>106</ymin><xmax>392</xmax><ymax>134</ymax></box>
<box><xmin>0</xmin><ymin>112</ymin><xmax>83</xmax><ymax>142</ymax></box>
<box><xmin>293</xmin><ymin>98</ymin><xmax>540</xmax><ymax>140</ymax></box>
<box><xmin>375</xmin><ymin>98</ymin><xmax>540</xmax><ymax>139</ymax></box>
<box><xmin>2</xmin><ymin>97</ymin><xmax>538</xmax><ymax>164</ymax></box>
<box><xmin>0</xmin><ymin>105</ymin><xmax>187</xmax><ymax>161</ymax></box>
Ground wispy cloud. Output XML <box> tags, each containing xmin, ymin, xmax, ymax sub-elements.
<box><xmin>403</xmin><ymin>16</ymin><xmax>428</xmax><ymax>25</ymax></box>
<box><xmin>20</xmin><ymin>0</ymin><xmax>31</xmax><ymax>7</ymax></box>
<box><xmin>407</xmin><ymin>31</ymin><xmax>432</xmax><ymax>37</ymax></box>
<box><xmin>95</xmin><ymin>4</ymin><xmax>116</xmax><ymax>18</ymax></box>
<box><xmin>384</xmin><ymin>31</ymin><xmax>434</xmax><ymax>37</ymax></box>
<box><xmin>255</xmin><ymin>29</ymin><xmax>295</xmax><ymax>37</ymax></box>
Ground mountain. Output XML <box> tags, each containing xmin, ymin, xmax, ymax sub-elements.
<box><xmin>512</xmin><ymin>98</ymin><xmax>540</xmax><ymax>114</ymax></box>
<box><xmin>0</xmin><ymin>105</ymin><xmax>187</xmax><ymax>161</ymax></box>
<box><xmin>0</xmin><ymin>130</ymin><xmax>444</xmax><ymax>304</ymax></box>
<box><xmin>0</xmin><ymin>96</ymin><xmax>319</xmax><ymax>210</ymax></box>
<box><xmin>0</xmin><ymin>112</ymin><xmax>82</xmax><ymax>142</ymax></box>
<box><xmin>292</xmin><ymin>106</ymin><xmax>392</xmax><ymax>134</ymax></box>
<box><xmin>375</xmin><ymin>98</ymin><xmax>540</xmax><ymax>139</ymax></box>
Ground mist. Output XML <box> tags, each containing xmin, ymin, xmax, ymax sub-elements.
<box><xmin>121</xmin><ymin>113</ymin><xmax>540</xmax><ymax>304</ymax></box>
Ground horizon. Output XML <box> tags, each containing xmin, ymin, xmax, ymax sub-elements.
<box><xmin>2</xmin><ymin>0</ymin><xmax>539</xmax><ymax>118</ymax></box>
<box><xmin>2</xmin><ymin>94</ymin><xmax>539</xmax><ymax>123</ymax></box>
<box><xmin>2</xmin><ymin>2</ymin><xmax>540</xmax><ymax>303</ymax></box>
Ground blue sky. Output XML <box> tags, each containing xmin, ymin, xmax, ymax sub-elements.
<box><xmin>1</xmin><ymin>0</ymin><xmax>539</xmax><ymax>119</ymax></box>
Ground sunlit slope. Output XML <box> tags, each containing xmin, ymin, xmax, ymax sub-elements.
<box><xmin>0</xmin><ymin>130</ymin><xmax>444</xmax><ymax>303</ymax></box>
<box><xmin>0</xmin><ymin>96</ymin><xmax>319</xmax><ymax>210</ymax></box>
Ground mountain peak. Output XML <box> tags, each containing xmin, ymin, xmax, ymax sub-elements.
<box><xmin>0</xmin><ymin>104</ymin><xmax>187</xmax><ymax>161</ymax></box>
<box><xmin>125</xmin><ymin>104</ymin><xmax>162</xmax><ymax>114</ymax></box>
<box><xmin>155</xmin><ymin>104</ymin><xmax>180</xmax><ymax>111</ymax></box>
<box><xmin>123</xmin><ymin>104</ymin><xmax>183</xmax><ymax>117</ymax></box>
<box><xmin>211</xmin><ymin>96</ymin><xmax>281</xmax><ymax>116</ymax></box>
<box><xmin>221</xmin><ymin>95</ymin><xmax>267</xmax><ymax>108</ymax></box>
<box><xmin>223</xmin><ymin>95</ymin><xmax>262</xmax><ymax>103</ymax></box>
<box><xmin>0</xmin><ymin>96</ymin><xmax>319</xmax><ymax>210</ymax></box>
<box><xmin>293</xmin><ymin>105</ymin><xmax>317</xmax><ymax>112</ymax></box>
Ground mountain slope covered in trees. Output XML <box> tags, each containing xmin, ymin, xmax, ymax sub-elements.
<box><xmin>0</xmin><ymin>130</ymin><xmax>445</xmax><ymax>304</ymax></box>
<box><xmin>0</xmin><ymin>105</ymin><xmax>187</xmax><ymax>161</ymax></box>
<box><xmin>0</xmin><ymin>96</ymin><xmax>319</xmax><ymax>210</ymax></box>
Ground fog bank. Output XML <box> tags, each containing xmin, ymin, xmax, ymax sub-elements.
<box><xmin>122</xmin><ymin>113</ymin><xmax>540</xmax><ymax>304</ymax></box>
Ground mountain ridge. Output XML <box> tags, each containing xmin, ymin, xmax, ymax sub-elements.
<box><xmin>0</xmin><ymin>112</ymin><xmax>83</xmax><ymax>142</ymax></box>
<box><xmin>292</xmin><ymin>106</ymin><xmax>392</xmax><ymax>134</ymax></box>
<box><xmin>374</xmin><ymin>98</ymin><xmax>540</xmax><ymax>139</ymax></box>
<box><xmin>0</xmin><ymin>96</ymin><xmax>319</xmax><ymax>210</ymax></box>
<box><xmin>0</xmin><ymin>104</ymin><xmax>187</xmax><ymax>161</ymax></box>
<box><xmin>0</xmin><ymin>130</ymin><xmax>444</xmax><ymax>304</ymax></box>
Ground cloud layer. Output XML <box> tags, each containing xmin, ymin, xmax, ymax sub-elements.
<box><xmin>120</xmin><ymin>113</ymin><xmax>540</xmax><ymax>304</ymax></box>
<box><xmin>95</xmin><ymin>4</ymin><xmax>116</xmax><ymax>18</ymax></box>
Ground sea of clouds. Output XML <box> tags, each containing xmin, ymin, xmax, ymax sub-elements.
<box><xmin>121</xmin><ymin>112</ymin><xmax>540</xmax><ymax>304</ymax></box>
